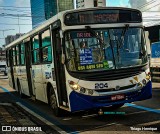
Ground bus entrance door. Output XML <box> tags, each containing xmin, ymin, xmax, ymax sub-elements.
<box><xmin>9</xmin><ymin>49</ymin><xmax>15</xmax><ymax>89</ymax></box>
<box><xmin>24</xmin><ymin>39</ymin><xmax>34</xmax><ymax>96</ymax></box>
<box><xmin>52</xmin><ymin>28</ymin><xmax>68</xmax><ymax>108</ymax></box>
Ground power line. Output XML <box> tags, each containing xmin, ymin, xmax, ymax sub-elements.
<box><xmin>0</xmin><ymin>6</ymin><xmax>30</xmax><ymax>8</ymax></box>
<box><xmin>0</xmin><ymin>13</ymin><xmax>45</xmax><ymax>18</ymax></box>
<box><xmin>0</xmin><ymin>8</ymin><xmax>31</xmax><ymax>14</ymax></box>
<box><xmin>142</xmin><ymin>2</ymin><xmax>160</xmax><ymax>12</ymax></box>
<box><xmin>0</xmin><ymin>23</ymin><xmax>32</xmax><ymax>25</ymax></box>
<box><xmin>0</xmin><ymin>16</ymin><xmax>31</xmax><ymax>20</ymax></box>
<box><xmin>137</xmin><ymin>0</ymin><xmax>157</xmax><ymax>10</ymax></box>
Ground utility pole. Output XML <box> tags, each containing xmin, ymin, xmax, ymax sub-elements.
<box><xmin>17</xmin><ymin>14</ymin><xmax>20</xmax><ymax>34</ymax></box>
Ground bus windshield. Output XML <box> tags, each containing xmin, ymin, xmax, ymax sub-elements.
<box><xmin>65</xmin><ymin>27</ymin><xmax>147</xmax><ymax>71</ymax></box>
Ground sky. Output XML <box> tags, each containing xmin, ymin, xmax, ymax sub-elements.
<box><xmin>0</xmin><ymin>0</ymin><xmax>32</xmax><ymax>47</ymax></box>
<box><xmin>0</xmin><ymin>0</ymin><xmax>160</xmax><ymax>47</ymax></box>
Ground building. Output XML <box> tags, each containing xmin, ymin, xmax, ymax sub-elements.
<box><xmin>58</xmin><ymin>0</ymin><xmax>74</xmax><ymax>12</ymax></box>
<box><xmin>76</xmin><ymin>0</ymin><xmax>106</xmax><ymax>8</ymax></box>
<box><xmin>44</xmin><ymin>0</ymin><xmax>57</xmax><ymax>20</ymax></box>
<box><xmin>5</xmin><ymin>33</ymin><xmax>24</xmax><ymax>46</ymax></box>
<box><xmin>30</xmin><ymin>0</ymin><xmax>74</xmax><ymax>28</ymax></box>
<box><xmin>30</xmin><ymin>0</ymin><xmax>46</xmax><ymax>29</ymax></box>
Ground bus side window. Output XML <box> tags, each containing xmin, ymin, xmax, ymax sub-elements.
<box><xmin>32</xmin><ymin>35</ymin><xmax>40</xmax><ymax>64</ymax></box>
<box><xmin>16</xmin><ymin>44</ymin><xmax>19</xmax><ymax>65</ymax></box>
<box><xmin>12</xmin><ymin>47</ymin><xmax>17</xmax><ymax>66</ymax></box>
<box><xmin>41</xmin><ymin>29</ymin><xmax>52</xmax><ymax>63</ymax></box>
<box><xmin>20</xmin><ymin>43</ymin><xmax>25</xmax><ymax>65</ymax></box>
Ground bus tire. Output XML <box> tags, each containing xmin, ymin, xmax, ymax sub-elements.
<box><xmin>49</xmin><ymin>87</ymin><xmax>62</xmax><ymax>117</ymax></box>
<box><xmin>17</xmin><ymin>80</ymin><xmax>24</xmax><ymax>98</ymax></box>
<box><xmin>110</xmin><ymin>103</ymin><xmax>124</xmax><ymax>110</ymax></box>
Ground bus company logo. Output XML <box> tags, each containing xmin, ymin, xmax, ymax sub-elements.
<box><xmin>2</xmin><ymin>126</ymin><xmax>11</xmax><ymax>131</ymax></box>
<box><xmin>115</xmin><ymin>86</ymin><xmax>120</xmax><ymax>91</ymax></box>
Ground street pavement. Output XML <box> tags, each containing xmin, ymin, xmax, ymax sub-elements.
<box><xmin>0</xmin><ymin>73</ymin><xmax>159</xmax><ymax>134</ymax></box>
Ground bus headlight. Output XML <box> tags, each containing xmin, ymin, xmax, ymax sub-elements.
<box><xmin>146</xmin><ymin>75</ymin><xmax>150</xmax><ymax>80</ymax></box>
<box><xmin>68</xmin><ymin>80</ymin><xmax>80</xmax><ymax>90</ymax></box>
<box><xmin>68</xmin><ymin>80</ymin><xmax>95</xmax><ymax>96</ymax></box>
<box><xmin>80</xmin><ymin>87</ymin><xmax>86</xmax><ymax>93</ymax></box>
<box><xmin>88</xmin><ymin>89</ymin><xmax>94</xmax><ymax>95</ymax></box>
<box><xmin>142</xmin><ymin>79</ymin><xmax>147</xmax><ymax>85</ymax></box>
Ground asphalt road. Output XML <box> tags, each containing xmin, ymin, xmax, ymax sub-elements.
<box><xmin>0</xmin><ymin>73</ymin><xmax>159</xmax><ymax>134</ymax></box>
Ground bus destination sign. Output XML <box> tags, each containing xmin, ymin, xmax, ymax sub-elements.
<box><xmin>79</xmin><ymin>12</ymin><xmax>119</xmax><ymax>24</ymax></box>
<box><xmin>64</xmin><ymin>9</ymin><xmax>142</xmax><ymax>25</ymax></box>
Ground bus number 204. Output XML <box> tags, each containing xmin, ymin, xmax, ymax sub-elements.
<box><xmin>95</xmin><ymin>83</ymin><xmax>108</xmax><ymax>89</ymax></box>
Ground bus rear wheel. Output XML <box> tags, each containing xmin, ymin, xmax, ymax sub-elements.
<box><xmin>49</xmin><ymin>87</ymin><xmax>62</xmax><ymax>117</ymax></box>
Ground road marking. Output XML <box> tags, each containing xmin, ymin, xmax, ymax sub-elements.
<box><xmin>126</xmin><ymin>110</ymin><xmax>148</xmax><ymax>116</ymax></box>
<box><xmin>16</xmin><ymin>102</ymin><xmax>67</xmax><ymax>134</ymax></box>
<box><xmin>0</xmin><ymin>103</ymin><xmax>13</xmax><ymax>106</ymax></box>
<box><xmin>82</xmin><ymin>114</ymin><xmax>98</xmax><ymax>118</ymax></box>
<box><xmin>125</xmin><ymin>103</ymin><xmax>160</xmax><ymax>114</ymax></box>
<box><xmin>136</xmin><ymin>120</ymin><xmax>160</xmax><ymax>126</ymax></box>
<box><xmin>62</xmin><ymin>118</ymin><xmax>72</xmax><ymax>121</ymax></box>
<box><xmin>69</xmin><ymin>123</ymin><xmax>117</xmax><ymax>134</ymax></box>
<box><xmin>0</xmin><ymin>86</ymin><xmax>76</xmax><ymax>134</ymax></box>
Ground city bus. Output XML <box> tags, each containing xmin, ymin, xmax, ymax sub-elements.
<box><xmin>5</xmin><ymin>7</ymin><xmax>152</xmax><ymax>116</ymax></box>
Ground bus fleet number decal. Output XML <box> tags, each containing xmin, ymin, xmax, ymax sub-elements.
<box><xmin>95</xmin><ymin>83</ymin><xmax>108</xmax><ymax>89</ymax></box>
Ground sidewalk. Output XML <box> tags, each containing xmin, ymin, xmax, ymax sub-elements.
<box><xmin>152</xmin><ymin>82</ymin><xmax>160</xmax><ymax>89</ymax></box>
<box><xmin>0</xmin><ymin>103</ymin><xmax>45</xmax><ymax>134</ymax></box>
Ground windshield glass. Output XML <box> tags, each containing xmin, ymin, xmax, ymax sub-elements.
<box><xmin>65</xmin><ymin>28</ymin><xmax>147</xmax><ymax>71</ymax></box>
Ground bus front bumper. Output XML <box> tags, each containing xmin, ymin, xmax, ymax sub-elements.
<box><xmin>69</xmin><ymin>81</ymin><xmax>152</xmax><ymax>112</ymax></box>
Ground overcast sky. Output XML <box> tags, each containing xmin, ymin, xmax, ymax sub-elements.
<box><xmin>0</xmin><ymin>0</ymin><xmax>160</xmax><ymax>47</ymax></box>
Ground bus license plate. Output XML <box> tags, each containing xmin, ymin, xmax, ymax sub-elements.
<box><xmin>111</xmin><ymin>94</ymin><xmax>125</xmax><ymax>101</ymax></box>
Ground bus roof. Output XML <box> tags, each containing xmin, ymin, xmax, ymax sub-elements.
<box><xmin>5</xmin><ymin>7</ymin><xmax>141</xmax><ymax>49</ymax></box>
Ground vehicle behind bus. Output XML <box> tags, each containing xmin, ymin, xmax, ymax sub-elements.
<box><xmin>0</xmin><ymin>61</ymin><xmax>7</xmax><ymax>75</ymax></box>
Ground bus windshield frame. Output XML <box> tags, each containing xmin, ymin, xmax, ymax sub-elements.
<box><xmin>64</xmin><ymin>27</ymin><xmax>148</xmax><ymax>72</ymax></box>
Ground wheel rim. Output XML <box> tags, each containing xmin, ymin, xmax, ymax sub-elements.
<box><xmin>50</xmin><ymin>94</ymin><xmax>57</xmax><ymax>110</ymax></box>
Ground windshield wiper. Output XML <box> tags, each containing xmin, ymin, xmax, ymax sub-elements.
<box><xmin>85</xmin><ymin>26</ymin><xmax>104</xmax><ymax>44</ymax></box>
<box><xmin>85</xmin><ymin>26</ymin><xmax>106</xmax><ymax>61</ymax></box>
<box><xmin>119</xmin><ymin>24</ymin><xmax>129</xmax><ymax>48</ymax></box>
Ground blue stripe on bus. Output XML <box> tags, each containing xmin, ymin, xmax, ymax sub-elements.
<box><xmin>125</xmin><ymin>103</ymin><xmax>160</xmax><ymax>114</ymax></box>
<box><xmin>0</xmin><ymin>86</ymin><xmax>76</xmax><ymax>133</ymax></box>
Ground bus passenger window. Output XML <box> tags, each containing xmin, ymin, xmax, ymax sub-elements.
<box><xmin>12</xmin><ymin>47</ymin><xmax>16</xmax><ymax>66</ymax></box>
<box><xmin>32</xmin><ymin>35</ymin><xmax>40</xmax><ymax>64</ymax></box>
<box><xmin>16</xmin><ymin>45</ymin><xmax>19</xmax><ymax>65</ymax></box>
<box><xmin>20</xmin><ymin>43</ymin><xmax>25</xmax><ymax>65</ymax></box>
<box><xmin>41</xmin><ymin>29</ymin><xmax>52</xmax><ymax>62</ymax></box>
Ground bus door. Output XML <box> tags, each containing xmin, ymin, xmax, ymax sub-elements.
<box><xmin>19</xmin><ymin>42</ymin><xmax>29</xmax><ymax>96</ymax></box>
<box><xmin>31</xmin><ymin>34</ymin><xmax>46</xmax><ymax>102</ymax></box>
<box><xmin>52</xmin><ymin>25</ymin><xmax>68</xmax><ymax>108</ymax></box>
<box><xmin>24</xmin><ymin>39</ymin><xmax>35</xmax><ymax>96</ymax></box>
<box><xmin>9</xmin><ymin>49</ymin><xmax>15</xmax><ymax>89</ymax></box>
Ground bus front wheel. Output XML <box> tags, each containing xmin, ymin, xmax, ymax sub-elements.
<box><xmin>49</xmin><ymin>87</ymin><xmax>62</xmax><ymax>117</ymax></box>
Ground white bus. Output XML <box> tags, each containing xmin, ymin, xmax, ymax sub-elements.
<box><xmin>6</xmin><ymin>7</ymin><xmax>152</xmax><ymax>116</ymax></box>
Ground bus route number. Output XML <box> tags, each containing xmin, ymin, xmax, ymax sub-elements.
<box><xmin>95</xmin><ymin>83</ymin><xmax>108</xmax><ymax>89</ymax></box>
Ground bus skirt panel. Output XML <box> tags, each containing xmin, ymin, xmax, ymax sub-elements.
<box><xmin>69</xmin><ymin>81</ymin><xmax>152</xmax><ymax>112</ymax></box>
